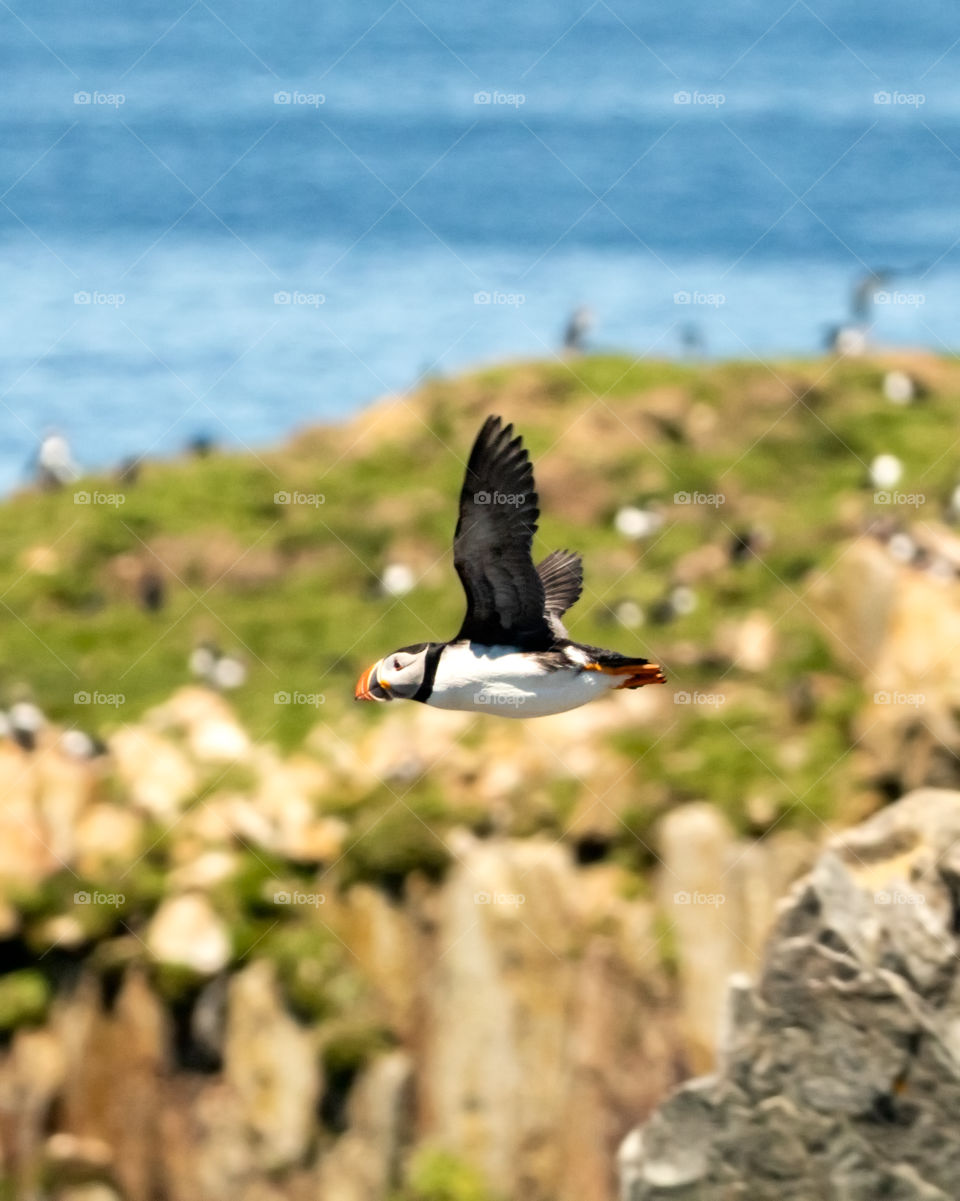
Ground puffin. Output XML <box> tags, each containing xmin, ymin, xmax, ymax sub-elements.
<box><xmin>355</xmin><ymin>416</ymin><xmax>666</xmax><ymax>718</ymax></box>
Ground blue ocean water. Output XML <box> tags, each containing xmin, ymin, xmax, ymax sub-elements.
<box><xmin>1</xmin><ymin>0</ymin><xmax>959</xmax><ymax>489</ymax></box>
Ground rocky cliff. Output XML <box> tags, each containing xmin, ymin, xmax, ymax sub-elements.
<box><xmin>0</xmin><ymin>685</ymin><xmax>824</xmax><ymax>1201</ymax></box>
<box><xmin>620</xmin><ymin>789</ymin><xmax>960</xmax><ymax>1201</ymax></box>
<box><xmin>2</xmin><ymin>352</ymin><xmax>960</xmax><ymax>1199</ymax></box>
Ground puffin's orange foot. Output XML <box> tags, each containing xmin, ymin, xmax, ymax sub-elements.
<box><xmin>586</xmin><ymin>661</ymin><xmax>666</xmax><ymax>688</ymax></box>
<box><xmin>613</xmin><ymin>664</ymin><xmax>667</xmax><ymax>689</ymax></box>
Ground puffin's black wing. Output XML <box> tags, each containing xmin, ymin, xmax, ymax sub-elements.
<box><xmin>537</xmin><ymin>549</ymin><xmax>583</xmax><ymax>637</ymax></box>
<box><xmin>537</xmin><ymin>550</ymin><xmax>582</xmax><ymax>616</ymax></box>
<box><xmin>453</xmin><ymin>417</ymin><xmax>551</xmax><ymax>647</ymax></box>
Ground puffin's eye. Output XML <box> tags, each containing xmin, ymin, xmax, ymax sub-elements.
<box><xmin>392</xmin><ymin>657</ymin><xmax>401</xmax><ymax>670</ymax></box>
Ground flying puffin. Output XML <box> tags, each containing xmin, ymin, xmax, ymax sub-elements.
<box><xmin>355</xmin><ymin>416</ymin><xmax>666</xmax><ymax>718</ymax></box>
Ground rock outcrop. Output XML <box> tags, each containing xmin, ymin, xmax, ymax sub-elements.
<box><xmin>620</xmin><ymin>789</ymin><xmax>960</xmax><ymax>1201</ymax></box>
<box><xmin>0</xmin><ymin>686</ymin><xmax>823</xmax><ymax>1201</ymax></box>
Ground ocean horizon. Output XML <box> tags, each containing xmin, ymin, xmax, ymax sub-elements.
<box><xmin>2</xmin><ymin>0</ymin><xmax>958</xmax><ymax>491</ymax></box>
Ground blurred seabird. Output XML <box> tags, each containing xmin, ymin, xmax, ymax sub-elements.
<box><xmin>190</xmin><ymin>641</ymin><xmax>247</xmax><ymax>690</ymax></box>
<box><xmin>869</xmin><ymin>454</ymin><xmax>903</xmax><ymax>491</ymax></box>
<box><xmin>562</xmin><ymin>306</ymin><xmax>594</xmax><ymax>353</ymax></box>
<box><xmin>117</xmin><ymin>456</ymin><xmax>141</xmax><ymax>486</ymax></box>
<box><xmin>614</xmin><ymin>505</ymin><xmax>664</xmax><ymax>540</ymax></box>
<box><xmin>679</xmin><ymin>322</ymin><xmax>705</xmax><ymax>360</ymax></box>
<box><xmin>138</xmin><ymin>570</ymin><xmax>166</xmax><ymax>613</ymax></box>
<box><xmin>8</xmin><ymin>701</ymin><xmax>45</xmax><ymax>751</ymax></box>
<box><xmin>613</xmin><ymin>598</ymin><xmax>645</xmax><ymax>630</ymax></box>
<box><xmin>650</xmin><ymin>585</ymin><xmax>697</xmax><ymax>624</ymax></box>
<box><xmin>36</xmin><ymin>432</ymin><xmax>79</xmax><ymax>490</ymax></box>
<box><xmin>886</xmin><ymin>531</ymin><xmax>917</xmax><ymax>565</ymax></box>
<box><xmin>60</xmin><ymin>729</ymin><xmax>107</xmax><ymax>760</ymax></box>
<box><xmin>380</xmin><ymin>562</ymin><xmax>416</xmax><ymax>597</ymax></box>
<box><xmin>824</xmin><ymin>324</ymin><xmax>868</xmax><ymax>357</ymax></box>
<box><xmin>728</xmin><ymin>527</ymin><xmax>770</xmax><ymax>565</ymax></box>
<box><xmin>188</xmin><ymin>434</ymin><xmax>215</xmax><ymax>459</ymax></box>
<box><xmin>882</xmin><ymin>370</ymin><xmax>920</xmax><ymax>406</ymax></box>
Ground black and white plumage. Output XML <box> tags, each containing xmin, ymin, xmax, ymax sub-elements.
<box><xmin>356</xmin><ymin>416</ymin><xmax>665</xmax><ymax>718</ymax></box>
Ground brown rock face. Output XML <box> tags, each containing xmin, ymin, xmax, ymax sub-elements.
<box><xmin>422</xmin><ymin>836</ymin><xmax>682</xmax><ymax>1201</ymax></box>
<box><xmin>812</xmin><ymin>539</ymin><xmax>960</xmax><ymax>796</ymax></box>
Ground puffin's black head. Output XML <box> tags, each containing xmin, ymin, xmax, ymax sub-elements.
<box><xmin>355</xmin><ymin>643</ymin><xmax>437</xmax><ymax>703</ymax></box>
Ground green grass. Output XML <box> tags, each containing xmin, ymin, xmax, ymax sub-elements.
<box><xmin>396</xmin><ymin>1148</ymin><xmax>501</xmax><ymax>1201</ymax></box>
<box><xmin>1</xmin><ymin>350</ymin><xmax>953</xmax><ymax>834</ymax></box>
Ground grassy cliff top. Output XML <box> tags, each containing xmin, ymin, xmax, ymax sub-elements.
<box><xmin>3</xmin><ymin>349</ymin><xmax>957</xmax><ymax>807</ymax></box>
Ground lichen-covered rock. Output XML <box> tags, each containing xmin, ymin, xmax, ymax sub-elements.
<box><xmin>656</xmin><ymin>805</ymin><xmax>814</xmax><ymax>1072</ymax></box>
<box><xmin>222</xmin><ymin>960</ymin><xmax>320</xmax><ymax>1172</ymax></box>
<box><xmin>146</xmin><ymin>893</ymin><xmax>231</xmax><ymax>974</ymax></box>
<box><xmin>110</xmin><ymin>728</ymin><xmax>197</xmax><ymax>819</ymax></box>
<box><xmin>620</xmin><ymin>789</ymin><xmax>960</xmax><ymax>1201</ymax></box>
<box><xmin>425</xmin><ymin>834</ymin><xmax>681</xmax><ymax>1201</ymax></box>
<box><xmin>316</xmin><ymin>1050</ymin><xmax>414</xmax><ymax>1201</ymax></box>
<box><xmin>147</xmin><ymin>687</ymin><xmax>251</xmax><ymax>765</ymax></box>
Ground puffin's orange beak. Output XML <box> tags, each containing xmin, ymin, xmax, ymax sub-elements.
<box><xmin>355</xmin><ymin>662</ymin><xmax>389</xmax><ymax>702</ymax></box>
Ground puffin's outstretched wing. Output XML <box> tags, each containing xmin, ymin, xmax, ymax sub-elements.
<box><xmin>536</xmin><ymin>549</ymin><xmax>583</xmax><ymax>637</ymax></box>
<box><xmin>453</xmin><ymin>417</ymin><xmax>552</xmax><ymax>647</ymax></box>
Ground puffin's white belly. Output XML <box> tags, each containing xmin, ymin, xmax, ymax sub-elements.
<box><xmin>424</xmin><ymin>643</ymin><xmax>617</xmax><ymax>718</ymax></box>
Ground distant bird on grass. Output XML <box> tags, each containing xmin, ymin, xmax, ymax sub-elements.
<box><xmin>649</xmin><ymin>585</ymin><xmax>697</xmax><ymax>625</ymax></box>
<box><xmin>824</xmin><ymin>324</ymin><xmax>868</xmax><ymax>357</ymax></box>
<box><xmin>882</xmin><ymin>370</ymin><xmax>925</xmax><ymax>406</ymax></box>
<box><xmin>679</xmin><ymin>322</ymin><xmax>705</xmax><ymax>360</ymax></box>
<box><xmin>614</xmin><ymin>504</ymin><xmax>664</xmax><ymax>540</ymax></box>
<box><xmin>379</xmin><ymin>562</ymin><xmax>416</xmax><ymax>597</ymax></box>
<box><xmin>356</xmin><ymin>417</ymin><xmax>666</xmax><ymax>718</ymax></box>
<box><xmin>188</xmin><ymin>434</ymin><xmax>215</xmax><ymax>459</ymax></box>
<box><xmin>60</xmin><ymin>728</ymin><xmax>107</xmax><ymax>760</ymax></box>
<box><xmin>870</xmin><ymin>453</ymin><xmax>903</xmax><ymax>491</ymax></box>
<box><xmin>117</xmin><ymin>456</ymin><xmax>142</xmax><ymax>486</ymax></box>
<box><xmin>826</xmin><ymin>264</ymin><xmax>930</xmax><ymax>356</ymax></box>
<box><xmin>138</xmin><ymin>570</ymin><xmax>166</xmax><ymax>613</ymax></box>
<box><xmin>190</xmin><ymin>642</ymin><xmax>247</xmax><ymax>690</ymax></box>
<box><xmin>3</xmin><ymin>701</ymin><xmax>46</xmax><ymax>751</ymax></box>
<box><xmin>562</xmin><ymin>306</ymin><xmax>594</xmax><ymax>353</ymax></box>
<box><xmin>35</xmin><ymin>431</ymin><xmax>79</xmax><ymax>490</ymax></box>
